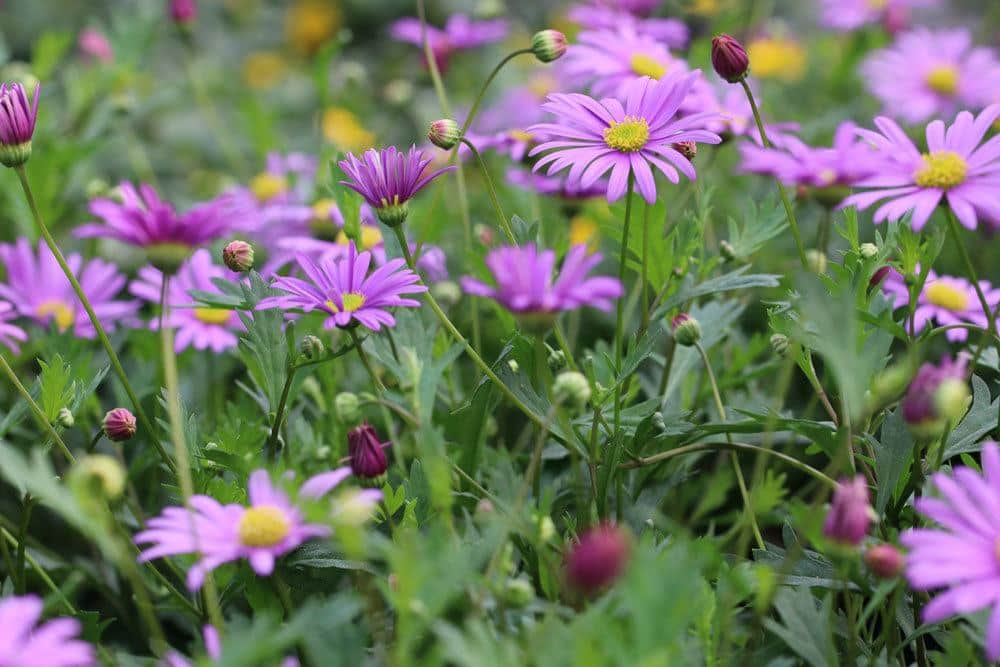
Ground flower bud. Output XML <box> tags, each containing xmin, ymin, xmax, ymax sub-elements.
<box><xmin>299</xmin><ymin>334</ymin><xmax>325</xmax><ymax>361</ymax></box>
<box><xmin>475</xmin><ymin>498</ymin><xmax>495</xmax><ymax>520</ymax></box>
<box><xmin>864</xmin><ymin>544</ymin><xmax>904</xmax><ymax>579</ymax></box>
<box><xmin>770</xmin><ymin>333</ymin><xmax>789</xmax><ymax>357</ymax></box>
<box><xmin>169</xmin><ymin>0</ymin><xmax>197</xmax><ymax>24</ymax></box>
<box><xmin>348</xmin><ymin>422</ymin><xmax>389</xmax><ymax>486</ymax></box>
<box><xmin>502</xmin><ymin>577</ymin><xmax>535</xmax><ymax>607</ymax></box>
<box><xmin>427</xmin><ymin>119</ymin><xmax>461</xmax><ymax>150</ymax></box>
<box><xmin>823</xmin><ymin>475</ymin><xmax>872</xmax><ymax>546</ymax></box>
<box><xmin>859</xmin><ymin>243</ymin><xmax>878</xmax><ymax>260</ymax></box>
<box><xmin>671</xmin><ymin>313</ymin><xmax>701</xmax><ymax>347</ymax></box>
<box><xmin>711</xmin><ymin>34</ymin><xmax>749</xmax><ymax>83</ymax></box>
<box><xmin>553</xmin><ymin>371</ymin><xmax>591</xmax><ymax>409</ymax></box>
<box><xmin>719</xmin><ymin>239</ymin><xmax>736</xmax><ymax>261</ymax></box>
<box><xmin>531</xmin><ymin>30</ymin><xmax>568</xmax><ymax>64</ymax></box>
<box><xmin>672</xmin><ymin>141</ymin><xmax>697</xmax><ymax>161</ymax></box>
<box><xmin>0</xmin><ymin>82</ymin><xmax>39</xmax><ymax>168</ymax></box>
<box><xmin>547</xmin><ymin>348</ymin><xmax>567</xmax><ymax>372</ymax></box>
<box><xmin>431</xmin><ymin>280</ymin><xmax>462</xmax><ymax>307</ymax></box>
<box><xmin>805</xmin><ymin>249</ymin><xmax>827</xmax><ymax>274</ymax></box>
<box><xmin>869</xmin><ymin>265</ymin><xmax>892</xmax><ymax>293</ymax></box>
<box><xmin>902</xmin><ymin>356</ymin><xmax>968</xmax><ymax>440</ymax></box>
<box><xmin>56</xmin><ymin>407</ymin><xmax>74</xmax><ymax>428</ymax></box>
<box><xmin>933</xmin><ymin>378</ymin><xmax>971</xmax><ymax>425</ymax></box>
<box><xmin>335</xmin><ymin>392</ymin><xmax>361</xmax><ymax>424</ymax></box>
<box><xmin>71</xmin><ymin>454</ymin><xmax>126</xmax><ymax>500</ymax></box>
<box><xmin>102</xmin><ymin>408</ymin><xmax>136</xmax><ymax>442</ymax></box>
<box><xmin>507</xmin><ymin>359</ymin><xmax>519</xmax><ymax>374</ymax></box>
<box><xmin>565</xmin><ymin>523</ymin><xmax>631</xmax><ymax>594</ymax></box>
<box><xmin>222</xmin><ymin>240</ymin><xmax>254</xmax><ymax>273</ymax></box>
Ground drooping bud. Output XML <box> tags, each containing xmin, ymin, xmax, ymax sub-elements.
<box><xmin>531</xmin><ymin>30</ymin><xmax>568</xmax><ymax>64</ymax></box>
<box><xmin>805</xmin><ymin>249</ymin><xmax>827</xmax><ymax>274</ymax></box>
<box><xmin>711</xmin><ymin>34</ymin><xmax>750</xmax><ymax>83</ymax></box>
<box><xmin>56</xmin><ymin>407</ymin><xmax>75</xmax><ymax>428</ymax></box>
<box><xmin>334</xmin><ymin>392</ymin><xmax>361</xmax><ymax>425</ymax></box>
<box><xmin>564</xmin><ymin>523</ymin><xmax>631</xmax><ymax>594</ymax></box>
<box><xmin>347</xmin><ymin>422</ymin><xmax>389</xmax><ymax>486</ymax></box>
<box><xmin>427</xmin><ymin>119</ymin><xmax>461</xmax><ymax>150</ymax></box>
<box><xmin>671</xmin><ymin>313</ymin><xmax>701</xmax><ymax>347</ymax></box>
<box><xmin>770</xmin><ymin>333</ymin><xmax>789</xmax><ymax>357</ymax></box>
<box><xmin>299</xmin><ymin>334</ymin><xmax>325</xmax><ymax>361</ymax></box>
<box><xmin>71</xmin><ymin>454</ymin><xmax>126</xmax><ymax>500</ymax></box>
<box><xmin>859</xmin><ymin>243</ymin><xmax>878</xmax><ymax>260</ymax></box>
<box><xmin>672</xmin><ymin>141</ymin><xmax>697</xmax><ymax>161</ymax></box>
<box><xmin>102</xmin><ymin>408</ymin><xmax>136</xmax><ymax>442</ymax></box>
<box><xmin>901</xmin><ymin>356</ymin><xmax>969</xmax><ymax>440</ymax></box>
<box><xmin>823</xmin><ymin>475</ymin><xmax>872</xmax><ymax>546</ymax></box>
<box><xmin>222</xmin><ymin>240</ymin><xmax>254</xmax><ymax>273</ymax></box>
<box><xmin>864</xmin><ymin>544</ymin><xmax>904</xmax><ymax>579</ymax></box>
<box><xmin>0</xmin><ymin>82</ymin><xmax>39</xmax><ymax>168</ymax></box>
<box><xmin>553</xmin><ymin>371</ymin><xmax>591</xmax><ymax>409</ymax></box>
<box><xmin>169</xmin><ymin>0</ymin><xmax>197</xmax><ymax>24</ymax></box>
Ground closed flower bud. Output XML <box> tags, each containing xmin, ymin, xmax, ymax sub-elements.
<box><xmin>770</xmin><ymin>333</ymin><xmax>789</xmax><ymax>357</ymax></box>
<box><xmin>427</xmin><ymin>119</ymin><xmax>461</xmax><ymax>150</ymax></box>
<box><xmin>334</xmin><ymin>392</ymin><xmax>361</xmax><ymax>424</ymax></box>
<box><xmin>864</xmin><ymin>544</ymin><xmax>904</xmax><ymax>579</ymax></box>
<box><xmin>805</xmin><ymin>249</ymin><xmax>827</xmax><ymax>274</ymax></box>
<box><xmin>222</xmin><ymin>240</ymin><xmax>254</xmax><ymax>272</ymax></box>
<box><xmin>565</xmin><ymin>523</ymin><xmax>631</xmax><ymax>594</ymax></box>
<box><xmin>933</xmin><ymin>378</ymin><xmax>971</xmax><ymax>425</ymax></box>
<box><xmin>672</xmin><ymin>141</ymin><xmax>697</xmax><ymax>160</ymax></box>
<box><xmin>299</xmin><ymin>334</ymin><xmax>325</xmax><ymax>361</ymax></box>
<box><xmin>0</xmin><ymin>82</ymin><xmax>39</xmax><ymax>168</ymax></box>
<box><xmin>71</xmin><ymin>454</ymin><xmax>126</xmax><ymax>501</ymax></box>
<box><xmin>102</xmin><ymin>408</ymin><xmax>136</xmax><ymax>442</ymax></box>
<box><xmin>711</xmin><ymin>34</ymin><xmax>749</xmax><ymax>83</ymax></box>
<box><xmin>169</xmin><ymin>0</ymin><xmax>197</xmax><ymax>24</ymax></box>
<box><xmin>547</xmin><ymin>348</ymin><xmax>567</xmax><ymax>371</ymax></box>
<box><xmin>56</xmin><ymin>407</ymin><xmax>74</xmax><ymax>428</ymax></box>
<box><xmin>348</xmin><ymin>422</ymin><xmax>389</xmax><ymax>486</ymax></box>
<box><xmin>902</xmin><ymin>356</ymin><xmax>967</xmax><ymax>440</ymax></box>
<box><xmin>671</xmin><ymin>313</ymin><xmax>701</xmax><ymax>347</ymax></box>
<box><xmin>531</xmin><ymin>30</ymin><xmax>568</xmax><ymax>64</ymax></box>
<box><xmin>871</xmin><ymin>362</ymin><xmax>913</xmax><ymax>406</ymax></box>
<box><xmin>553</xmin><ymin>371</ymin><xmax>591</xmax><ymax>409</ymax></box>
<box><xmin>869</xmin><ymin>265</ymin><xmax>892</xmax><ymax>293</ymax></box>
<box><xmin>823</xmin><ymin>475</ymin><xmax>872</xmax><ymax>546</ymax></box>
<box><xmin>502</xmin><ymin>577</ymin><xmax>535</xmax><ymax>607</ymax></box>
<box><xmin>859</xmin><ymin>243</ymin><xmax>878</xmax><ymax>260</ymax></box>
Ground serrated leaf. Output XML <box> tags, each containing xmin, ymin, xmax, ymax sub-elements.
<box><xmin>875</xmin><ymin>410</ymin><xmax>915</xmax><ymax>514</ymax></box>
<box><xmin>763</xmin><ymin>587</ymin><xmax>838</xmax><ymax>667</ymax></box>
<box><xmin>944</xmin><ymin>375</ymin><xmax>998</xmax><ymax>459</ymax></box>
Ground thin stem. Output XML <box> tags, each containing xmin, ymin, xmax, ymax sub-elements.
<box><xmin>266</xmin><ymin>366</ymin><xmax>298</xmax><ymax>461</ymax></box>
<box><xmin>14</xmin><ymin>495</ymin><xmax>33</xmax><ymax>595</ymax></box>
<box><xmin>0</xmin><ymin>353</ymin><xmax>74</xmax><ymax>462</ymax></box>
<box><xmin>695</xmin><ymin>342</ymin><xmax>765</xmax><ymax>550</ymax></box>
<box><xmin>737</xmin><ymin>81</ymin><xmax>808</xmax><ymax>268</ymax></box>
<box><xmin>945</xmin><ymin>208</ymin><xmax>996</xmax><ymax>336</ymax></box>
<box><xmin>613</xmin><ymin>176</ymin><xmax>635</xmax><ymax>433</ymax></box>
<box><xmin>457</xmin><ymin>49</ymin><xmax>535</xmax><ymax>140</ymax></box>
<box><xmin>640</xmin><ymin>200</ymin><xmax>651</xmax><ymax>334</ymax></box>
<box><xmin>14</xmin><ymin>168</ymin><xmax>172</xmax><ymax>473</ymax></box>
<box><xmin>460</xmin><ymin>138</ymin><xmax>515</xmax><ymax>243</ymax></box>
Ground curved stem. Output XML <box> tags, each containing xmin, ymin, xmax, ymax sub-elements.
<box><xmin>737</xmin><ymin>81</ymin><xmax>808</xmax><ymax>268</ymax></box>
<box><xmin>460</xmin><ymin>138</ymin><xmax>514</xmax><ymax>243</ymax></box>
<box><xmin>457</xmin><ymin>49</ymin><xmax>535</xmax><ymax>140</ymax></box>
<box><xmin>0</xmin><ymin>353</ymin><xmax>74</xmax><ymax>462</ymax></box>
<box><xmin>14</xmin><ymin>167</ymin><xmax>172</xmax><ymax>473</ymax></box>
<box><xmin>613</xmin><ymin>176</ymin><xmax>635</xmax><ymax>432</ymax></box>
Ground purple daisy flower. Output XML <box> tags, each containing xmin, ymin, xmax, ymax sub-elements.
<box><xmin>738</xmin><ymin>122</ymin><xmax>882</xmax><ymax>187</ymax></box>
<box><xmin>0</xmin><ymin>81</ymin><xmax>39</xmax><ymax>167</ymax></box>
<box><xmin>136</xmin><ymin>468</ymin><xmax>379</xmax><ymax>590</ymax></box>
<box><xmin>0</xmin><ymin>238</ymin><xmax>139</xmax><ymax>338</ymax></box>
<box><xmin>882</xmin><ymin>268</ymin><xmax>1000</xmax><ymax>341</ymax></box>
<box><xmin>819</xmin><ymin>0</ymin><xmax>937</xmax><ymax>33</ymax></box>
<box><xmin>568</xmin><ymin>3</ymin><xmax>688</xmax><ymax>46</ymax></box>
<box><xmin>861</xmin><ymin>28</ymin><xmax>1000</xmax><ymax>124</ymax></box>
<box><xmin>339</xmin><ymin>146</ymin><xmax>454</xmax><ymax>226</ymax></box>
<box><xmin>129</xmin><ymin>249</ymin><xmax>244</xmax><ymax>354</ymax></box>
<box><xmin>77</xmin><ymin>28</ymin><xmax>113</xmax><ymax>64</ymax></box>
<box><xmin>390</xmin><ymin>14</ymin><xmax>507</xmax><ymax>72</ymax></box>
<box><xmin>684</xmin><ymin>80</ymin><xmax>799</xmax><ymax>147</ymax></box>
<box><xmin>257</xmin><ymin>242</ymin><xmax>426</xmax><ymax>331</ymax></box>
<box><xmin>0</xmin><ymin>594</ymin><xmax>95</xmax><ymax>666</ymax></box>
<box><xmin>562</xmin><ymin>27</ymin><xmax>688</xmax><ymax>98</ymax></box>
<box><xmin>528</xmin><ymin>72</ymin><xmax>723</xmax><ymax>204</ymax></box>
<box><xmin>460</xmin><ymin>244</ymin><xmax>623</xmax><ymax>321</ymax></box>
<box><xmin>840</xmin><ymin>105</ymin><xmax>1000</xmax><ymax>231</ymax></box>
<box><xmin>0</xmin><ymin>302</ymin><xmax>28</xmax><ymax>353</ymax></box>
<box><xmin>901</xmin><ymin>441</ymin><xmax>1000</xmax><ymax>660</ymax></box>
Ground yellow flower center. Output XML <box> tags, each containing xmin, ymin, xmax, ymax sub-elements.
<box><xmin>238</xmin><ymin>506</ymin><xmax>291</xmax><ymax>547</ymax></box>
<box><xmin>322</xmin><ymin>107</ymin><xmax>375</xmax><ymax>153</ymax></box>
<box><xmin>335</xmin><ymin>226</ymin><xmax>383</xmax><ymax>250</ymax></box>
<box><xmin>913</xmin><ymin>151</ymin><xmax>968</xmax><ymax>189</ymax></box>
<box><xmin>925</xmin><ymin>65</ymin><xmax>959</xmax><ymax>96</ymax></box>
<box><xmin>925</xmin><ymin>281</ymin><xmax>970</xmax><ymax>312</ymax></box>
<box><xmin>36</xmin><ymin>300</ymin><xmax>74</xmax><ymax>331</ymax></box>
<box><xmin>528</xmin><ymin>74</ymin><xmax>558</xmax><ymax>99</ymax></box>
<box><xmin>867</xmin><ymin>0</ymin><xmax>888</xmax><ymax>9</ymax></box>
<box><xmin>194</xmin><ymin>308</ymin><xmax>232</xmax><ymax>325</ymax></box>
<box><xmin>508</xmin><ymin>129</ymin><xmax>535</xmax><ymax>143</ymax></box>
<box><xmin>326</xmin><ymin>292</ymin><xmax>366</xmax><ymax>313</ymax></box>
<box><xmin>629</xmin><ymin>53</ymin><xmax>668</xmax><ymax>80</ymax></box>
<box><xmin>569</xmin><ymin>216</ymin><xmax>599</xmax><ymax>249</ymax></box>
<box><xmin>286</xmin><ymin>0</ymin><xmax>341</xmax><ymax>56</ymax></box>
<box><xmin>748</xmin><ymin>38</ymin><xmax>807</xmax><ymax>81</ymax></box>
<box><xmin>603</xmin><ymin>117</ymin><xmax>649</xmax><ymax>153</ymax></box>
<box><xmin>242</xmin><ymin>51</ymin><xmax>287</xmax><ymax>90</ymax></box>
<box><xmin>250</xmin><ymin>173</ymin><xmax>288</xmax><ymax>202</ymax></box>
<box><xmin>312</xmin><ymin>198</ymin><xmax>337</xmax><ymax>220</ymax></box>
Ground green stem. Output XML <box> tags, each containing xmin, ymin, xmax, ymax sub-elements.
<box><xmin>945</xmin><ymin>208</ymin><xmax>996</xmax><ymax>336</ymax></box>
<box><xmin>14</xmin><ymin>495</ymin><xmax>33</xmax><ymax>595</ymax></box>
<box><xmin>0</xmin><ymin>353</ymin><xmax>74</xmax><ymax>463</ymax></box>
<box><xmin>14</xmin><ymin>167</ymin><xmax>172</xmax><ymax>473</ymax></box>
<box><xmin>457</xmin><ymin>49</ymin><xmax>535</xmax><ymax>140</ymax></box>
<box><xmin>266</xmin><ymin>366</ymin><xmax>298</xmax><ymax>461</ymax></box>
<box><xmin>737</xmin><ymin>81</ymin><xmax>808</xmax><ymax>268</ymax></box>
<box><xmin>460</xmin><ymin>138</ymin><xmax>515</xmax><ymax>243</ymax></box>
<box><xmin>695</xmin><ymin>342</ymin><xmax>765</xmax><ymax>550</ymax></box>
<box><xmin>640</xmin><ymin>200</ymin><xmax>651</xmax><ymax>334</ymax></box>
<box><xmin>613</xmin><ymin>176</ymin><xmax>635</xmax><ymax>433</ymax></box>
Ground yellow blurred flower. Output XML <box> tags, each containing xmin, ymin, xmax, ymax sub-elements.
<box><xmin>337</xmin><ymin>226</ymin><xmax>383</xmax><ymax>250</ymax></box>
<box><xmin>748</xmin><ymin>37</ymin><xmax>807</xmax><ymax>81</ymax></box>
<box><xmin>250</xmin><ymin>173</ymin><xmax>288</xmax><ymax>202</ymax></box>
<box><xmin>286</xmin><ymin>1</ymin><xmax>341</xmax><ymax>56</ymax></box>
<box><xmin>687</xmin><ymin>0</ymin><xmax>725</xmax><ymax>16</ymax></box>
<box><xmin>322</xmin><ymin>107</ymin><xmax>375</xmax><ymax>153</ymax></box>
<box><xmin>569</xmin><ymin>216</ymin><xmax>599</xmax><ymax>251</ymax></box>
<box><xmin>243</xmin><ymin>51</ymin><xmax>288</xmax><ymax>90</ymax></box>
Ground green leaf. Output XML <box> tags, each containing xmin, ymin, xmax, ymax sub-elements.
<box><xmin>763</xmin><ymin>587</ymin><xmax>838</xmax><ymax>667</ymax></box>
<box><xmin>874</xmin><ymin>410</ymin><xmax>915</xmax><ymax>514</ymax></box>
<box><xmin>725</xmin><ymin>196</ymin><xmax>788</xmax><ymax>260</ymax></box>
<box><xmin>653</xmin><ymin>266</ymin><xmax>781</xmax><ymax>320</ymax></box>
<box><xmin>284</xmin><ymin>542</ymin><xmax>377</xmax><ymax>574</ymax></box>
<box><xmin>944</xmin><ymin>375</ymin><xmax>998</xmax><ymax>459</ymax></box>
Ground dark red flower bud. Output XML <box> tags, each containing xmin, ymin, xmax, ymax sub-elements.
<box><xmin>348</xmin><ymin>422</ymin><xmax>389</xmax><ymax>486</ymax></box>
<box><xmin>868</xmin><ymin>266</ymin><xmax>892</xmax><ymax>293</ymax></box>
<box><xmin>565</xmin><ymin>523</ymin><xmax>630</xmax><ymax>594</ymax></box>
<box><xmin>865</xmin><ymin>544</ymin><xmax>904</xmax><ymax>578</ymax></box>
<box><xmin>711</xmin><ymin>34</ymin><xmax>750</xmax><ymax>84</ymax></box>
<box><xmin>103</xmin><ymin>408</ymin><xmax>137</xmax><ymax>442</ymax></box>
<box><xmin>169</xmin><ymin>0</ymin><xmax>197</xmax><ymax>24</ymax></box>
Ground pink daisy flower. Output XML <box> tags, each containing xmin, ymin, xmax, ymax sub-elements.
<box><xmin>881</xmin><ymin>268</ymin><xmax>999</xmax><ymax>341</ymax></box>
<box><xmin>136</xmin><ymin>468</ymin><xmax>380</xmax><ymax>590</ymax></box>
<box><xmin>818</xmin><ymin>0</ymin><xmax>937</xmax><ymax>33</ymax></box>
<box><xmin>0</xmin><ymin>594</ymin><xmax>95</xmax><ymax>666</ymax></box>
<box><xmin>901</xmin><ymin>441</ymin><xmax>1000</xmax><ymax>660</ymax></box>
<box><xmin>568</xmin><ymin>3</ymin><xmax>688</xmax><ymax>47</ymax></box>
<box><xmin>562</xmin><ymin>27</ymin><xmax>688</xmax><ymax>98</ymax></box>
<box><xmin>389</xmin><ymin>14</ymin><xmax>507</xmax><ymax>72</ymax></box>
<box><xmin>840</xmin><ymin>104</ymin><xmax>1000</xmax><ymax>231</ymax></box>
<box><xmin>528</xmin><ymin>72</ymin><xmax>722</xmax><ymax>204</ymax></box>
<box><xmin>861</xmin><ymin>28</ymin><xmax>1000</xmax><ymax>124</ymax></box>
<box><xmin>129</xmin><ymin>249</ymin><xmax>244</xmax><ymax>354</ymax></box>
<box><xmin>0</xmin><ymin>238</ymin><xmax>139</xmax><ymax>338</ymax></box>
<box><xmin>0</xmin><ymin>302</ymin><xmax>28</xmax><ymax>353</ymax></box>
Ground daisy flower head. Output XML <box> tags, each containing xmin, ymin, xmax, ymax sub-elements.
<box><xmin>257</xmin><ymin>242</ymin><xmax>426</xmax><ymax>332</ymax></box>
<box><xmin>339</xmin><ymin>146</ymin><xmax>454</xmax><ymax>227</ymax></box>
<box><xmin>0</xmin><ymin>594</ymin><xmax>95</xmax><ymax>666</ymax></box>
<box><xmin>0</xmin><ymin>302</ymin><xmax>27</xmax><ymax>353</ymax></box>
<box><xmin>901</xmin><ymin>441</ymin><xmax>1000</xmax><ymax>660</ymax></box>
<box><xmin>562</xmin><ymin>27</ymin><xmax>687</xmax><ymax>98</ymax></box>
<box><xmin>0</xmin><ymin>238</ymin><xmax>139</xmax><ymax>338</ymax></box>
<box><xmin>129</xmin><ymin>249</ymin><xmax>244</xmax><ymax>354</ymax></box>
<box><xmin>136</xmin><ymin>468</ymin><xmax>379</xmax><ymax>590</ymax></box>
<box><xmin>819</xmin><ymin>0</ymin><xmax>937</xmax><ymax>33</ymax></box>
<box><xmin>568</xmin><ymin>3</ymin><xmax>688</xmax><ymax>47</ymax></box>
<box><xmin>528</xmin><ymin>72</ymin><xmax>723</xmax><ymax>204</ymax></box>
<box><xmin>79</xmin><ymin>182</ymin><xmax>233</xmax><ymax>273</ymax></box>
<box><xmin>390</xmin><ymin>14</ymin><xmax>507</xmax><ymax>72</ymax></box>
<box><xmin>841</xmin><ymin>105</ymin><xmax>1000</xmax><ymax>231</ymax></box>
<box><xmin>0</xmin><ymin>81</ymin><xmax>39</xmax><ymax>167</ymax></box>
<box><xmin>881</xmin><ymin>268</ymin><xmax>999</xmax><ymax>342</ymax></box>
<box><xmin>460</xmin><ymin>244</ymin><xmax>623</xmax><ymax>330</ymax></box>
<box><xmin>861</xmin><ymin>28</ymin><xmax>1000</xmax><ymax>124</ymax></box>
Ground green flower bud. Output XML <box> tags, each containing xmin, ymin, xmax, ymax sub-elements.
<box><xmin>335</xmin><ymin>392</ymin><xmax>361</xmax><ymax>424</ymax></box>
<box><xmin>671</xmin><ymin>313</ymin><xmax>701</xmax><ymax>347</ymax></box>
<box><xmin>553</xmin><ymin>371</ymin><xmax>591</xmax><ymax>409</ymax></box>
